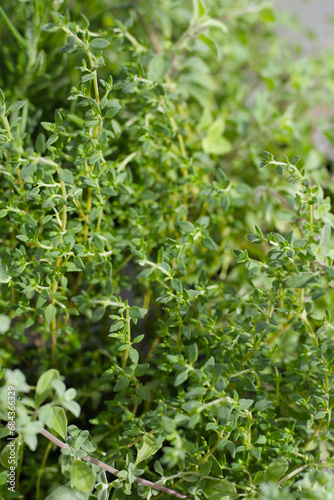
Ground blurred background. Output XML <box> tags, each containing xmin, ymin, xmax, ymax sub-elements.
<box><xmin>274</xmin><ymin>0</ymin><xmax>334</xmax><ymax>53</ymax></box>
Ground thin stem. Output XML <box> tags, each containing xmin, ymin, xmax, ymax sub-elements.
<box><xmin>199</xmin><ymin>429</ymin><xmax>224</xmax><ymax>465</ymax></box>
<box><xmin>50</xmin><ymin>174</ymin><xmax>67</xmax><ymax>357</ymax></box>
<box><xmin>1</xmin><ymin>113</ymin><xmax>13</xmax><ymax>140</ymax></box>
<box><xmin>122</xmin><ymin>308</ymin><xmax>131</xmax><ymax>367</ymax></box>
<box><xmin>169</xmin><ymin>112</ymin><xmax>188</xmax><ymax>212</ymax></box>
<box><xmin>39</xmin><ymin>429</ymin><xmax>187</xmax><ymax>499</ymax></box>
<box><xmin>86</xmin><ymin>51</ymin><xmax>100</xmax><ymax>106</ymax></box>
<box><xmin>276</xmin><ymin>464</ymin><xmax>309</xmax><ymax>485</ymax></box>
<box><xmin>274</xmin><ymin>365</ymin><xmax>280</xmax><ymax>406</ymax></box>
<box><xmin>60</xmin><ymin>180</ymin><xmax>67</xmax><ymax>231</ymax></box>
<box><xmin>304</xmin><ymin>315</ymin><xmax>318</xmax><ymax>347</ymax></box>
<box><xmin>36</xmin><ymin>440</ymin><xmax>52</xmax><ymax>500</ymax></box>
<box><xmin>303</xmin><ymin>418</ymin><xmax>325</xmax><ymax>452</ymax></box>
<box><xmin>84</xmin><ymin>187</ymin><xmax>93</xmax><ymax>242</ymax></box>
<box><xmin>309</xmin><ymin>203</ymin><xmax>313</xmax><ymax>226</ymax></box>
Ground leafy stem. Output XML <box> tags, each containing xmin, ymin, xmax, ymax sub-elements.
<box><xmin>39</xmin><ymin>429</ymin><xmax>187</xmax><ymax>499</ymax></box>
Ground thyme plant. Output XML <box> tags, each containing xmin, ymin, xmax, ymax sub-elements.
<box><xmin>1</xmin><ymin>1</ymin><xmax>334</xmax><ymax>499</ymax></box>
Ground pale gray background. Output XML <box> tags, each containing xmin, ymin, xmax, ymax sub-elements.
<box><xmin>274</xmin><ymin>0</ymin><xmax>334</xmax><ymax>52</ymax></box>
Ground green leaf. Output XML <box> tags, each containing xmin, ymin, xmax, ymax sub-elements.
<box><xmin>324</xmin><ymin>266</ymin><xmax>334</xmax><ymax>280</ymax></box>
<box><xmin>0</xmin><ymin>442</ymin><xmax>19</xmax><ymax>468</ymax></box>
<box><xmin>55</xmin><ymin>109</ymin><xmax>63</xmax><ymax>126</ymax></box>
<box><xmin>105</xmin><ymin>99</ymin><xmax>122</xmax><ymax>118</ymax></box>
<box><xmin>35</xmin><ymin>369</ymin><xmax>60</xmax><ymax>406</ymax></box>
<box><xmin>122</xmin><ymin>82</ymin><xmax>136</xmax><ymax>94</ymax></box>
<box><xmin>291</xmin><ymin>155</ymin><xmax>301</xmax><ymax>164</ymax></box>
<box><xmin>192</xmin><ymin>0</ymin><xmax>207</xmax><ymax>20</ymax></box>
<box><xmin>0</xmin><ymin>470</ymin><xmax>7</xmax><ymax>485</ymax></box>
<box><xmin>314</xmin><ymin>410</ymin><xmax>327</xmax><ymax>419</ymax></box>
<box><xmin>265</xmin><ymin>457</ymin><xmax>289</xmax><ymax>483</ymax></box>
<box><xmin>46</xmin><ymin>486</ymin><xmax>88</xmax><ymax>500</ymax></box>
<box><xmin>135</xmin><ymin>434</ymin><xmax>163</xmax><ymax>466</ymax></box>
<box><xmin>202</xmin><ymin>235</ymin><xmax>217</xmax><ymax>250</ymax></box>
<box><xmin>45</xmin><ymin>303</ymin><xmax>57</xmax><ymax>325</ymax></box>
<box><xmin>171</xmin><ymin>279</ymin><xmax>183</xmax><ymax>292</ymax></box>
<box><xmin>201</xmin><ymin>17</ymin><xmax>228</xmax><ymax>33</ymax></box>
<box><xmin>188</xmin><ymin>343</ymin><xmax>198</xmax><ymax>363</ymax></box>
<box><xmin>276</xmin><ymin>164</ymin><xmax>284</xmax><ymax>175</ymax></box>
<box><xmin>129</xmin><ymin>347</ymin><xmax>139</xmax><ymax>365</ymax></box>
<box><xmin>203</xmin><ymin>479</ymin><xmax>237</xmax><ymax>500</ymax></box>
<box><xmin>109</xmin><ymin>320</ymin><xmax>124</xmax><ymax>333</ymax></box>
<box><xmin>253</xmin><ymin>470</ymin><xmax>266</xmax><ymax>485</ymax></box>
<box><xmin>7</xmin><ymin>100</ymin><xmax>25</xmax><ymax>113</ymax></box>
<box><xmin>81</xmin><ymin>73</ymin><xmax>95</xmax><ymax>83</ymax></box>
<box><xmin>285</xmin><ymin>272</ymin><xmax>318</xmax><ymax>288</ymax></box>
<box><xmin>114</xmin><ymin>378</ymin><xmax>129</xmax><ymax>392</ymax></box>
<box><xmin>129</xmin><ymin>306</ymin><xmax>147</xmax><ymax>319</ymax></box>
<box><xmin>178</xmin><ymin>220</ymin><xmax>195</xmax><ymax>233</ymax></box>
<box><xmin>256</xmin><ymin>321</ymin><xmax>268</xmax><ymax>333</ymax></box>
<box><xmin>90</xmin><ymin>38</ymin><xmax>110</xmax><ymax>49</ymax></box>
<box><xmin>70</xmin><ymin>460</ymin><xmax>96</xmax><ymax>492</ymax></box>
<box><xmin>0</xmin><ymin>265</ymin><xmax>10</xmax><ymax>283</ymax></box>
<box><xmin>254</xmin><ymin>399</ymin><xmax>273</xmax><ymax>411</ymax></box>
<box><xmin>207</xmin><ymin>117</ymin><xmax>225</xmax><ymax>137</ymax></box>
<box><xmin>199</xmin><ymin>33</ymin><xmax>220</xmax><ymax>59</ymax></box>
<box><xmin>46</xmin><ymin>134</ymin><xmax>58</xmax><ymax>147</ymax></box>
<box><xmin>36</xmin><ymin>133</ymin><xmax>46</xmax><ymax>154</ymax></box>
<box><xmin>202</xmin><ymin>136</ymin><xmax>232</xmax><ymax>155</ymax></box>
<box><xmin>92</xmin><ymin>306</ymin><xmax>105</xmax><ymax>323</ymax></box>
<box><xmin>0</xmin><ymin>314</ymin><xmax>10</xmax><ymax>334</ymax></box>
<box><xmin>148</xmin><ymin>54</ymin><xmax>170</xmax><ymax>82</ymax></box>
<box><xmin>20</xmin><ymin>421</ymin><xmax>43</xmax><ymax>451</ymax></box>
<box><xmin>41</xmin><ymin>121</ymin><xmax>53</xmax><ymax>131</ymax></box>
<box><xmin>62</xmin><ymin>400</ymin><xmax>81</xmax><ymax>418</ymax></box>
<box><xmin>175</xmin><ymin>370</ymin><xmax>188</xmax><ymax>386</ymax></box>
<box><xmin>39</xmin><ymin>405</ymin><xmax>55</xmax><ymax>427</ymax></box>
<box><xmin>41</xmin><ymin>23</ymin><xmax>59</xmax><ymax>33</ymax></box>
<box><xmin>21</xmin><ymin>163</ymin><xmax>37</xmax><ymax>180</ymax></box>
<box><xmin>50</xmin><ymin>406</ymin><xmax>68</xmax><ymax>440</ymax></box>
<box><xmin>59</xmin><ymin>168</ymin><xmax>74</xmax><ymax>184</ymax></box>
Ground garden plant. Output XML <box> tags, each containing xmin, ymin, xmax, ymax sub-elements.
<box><xmin>1</xmin><ymin>0</ymin><xmax>334</xmax><ymax>499</ymax></box>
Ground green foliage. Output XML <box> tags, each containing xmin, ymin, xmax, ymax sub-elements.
<box><xmin>1</xmin><ymin>0</ymin><xmax>334</xmax><ymax>499</ymax></box>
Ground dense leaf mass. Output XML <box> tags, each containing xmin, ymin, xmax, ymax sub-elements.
<box><xmin>1</xmin><ymin>1</ymin><xmax>334</xmax><ymax>499</ymax></box>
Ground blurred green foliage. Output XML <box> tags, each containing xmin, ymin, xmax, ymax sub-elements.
<box><xmin>1</xmin><ymin>0</ymin><xmax>334</xmax><ymax>498</ymax></box>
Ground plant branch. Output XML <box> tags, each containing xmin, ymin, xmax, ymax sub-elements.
<box><xmin>39</xmin><ymin>428</ymin><xmax>187</xmax><ymax>499</ymax></box>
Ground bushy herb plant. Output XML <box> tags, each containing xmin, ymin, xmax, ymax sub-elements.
<box><xmin>1</xmin><ymin>1</ymin><xmax>334</xmax><ymax>499</ymax></box>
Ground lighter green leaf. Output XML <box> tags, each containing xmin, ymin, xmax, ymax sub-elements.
<box><xmin>90</xmin><ymin>38</ymin><xmax>110</xmax><ymax>49</ymax></box>
<box><xmin>70</xmin><ymin>460</ymin><xmax>96</xmax><ymax>492</ymax></box>
<box><xmin>36</xmin><ymin>369</ymin><xmax>60</xmax><ymax>406</ymax></box>
<box><xmin>202</xmin><ymin>136</ymin><xmax>232</xmax><ymax>155</ymax></box>
<box><xmin>1</xmin><ymin>442</ymin><xmax>19</xmax><ymax>468</ymax></box>
<box><xmin>148</xmin><ymin>54</ymin><xmax>170</xmax><ymax>82</ymax></box>
<box><xmin>46</xmin><ymin>486</ymin><xmax>88</xmax><ymax>500</ymax></box>
<box><xmin>7</xmin><ymin>100</ymin><xmax>26</xmax><ymax>114</ymax></box>
<box><xmin>265</xmin><ymin>457</ymin><xmax>289</xmax><ymax>483</ymax></box>
<box><xmin>178</xmin><ymin>220</ymin><xmax>195</xmax><ymax>233</ymax></box>
<box><xmin>59</xmin><ymin>168</ymin><xmax>74</xmax><ymax>184</ymax></box>
<box><xmin>45</xmin><ymin>303</ymin><xmax>57</xmax><ymax>325</ymax></box>
<box><xmin>129</xmin><ymin>306</ymin><xmax>147</xmax><ymax>319</ymax></box>
<box><xmin>203</xmin><ymin>479</ymin><xmax>237</xmax><ymax>500</ymax></box>
<box><xmin>192</xmin><ymin>0</ymin><xmax>207</xmax><ymax>20</ymax></box>
<box><xmin>208</xmin><ymin>117</ymin><xmax>225</xmax><ymax>137</ymax></box>
<box><xmin>285</xmin><ymin>272</ymin><xmax>318</xmax><ymax>288</ymax></box>
<box><xmin>0</xmin><ymin>314</ymin><xmax>10</xmax><ymax>334</ymax></box>
<box><xmin>135</xmin><ymin>434</ymin><xmax>163</xmax><ymax>466</ymax></box>
<box><xmin>50</xmin><ymin>406</ymin><xmax>68</xmax><ymax>440</ymax></box>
